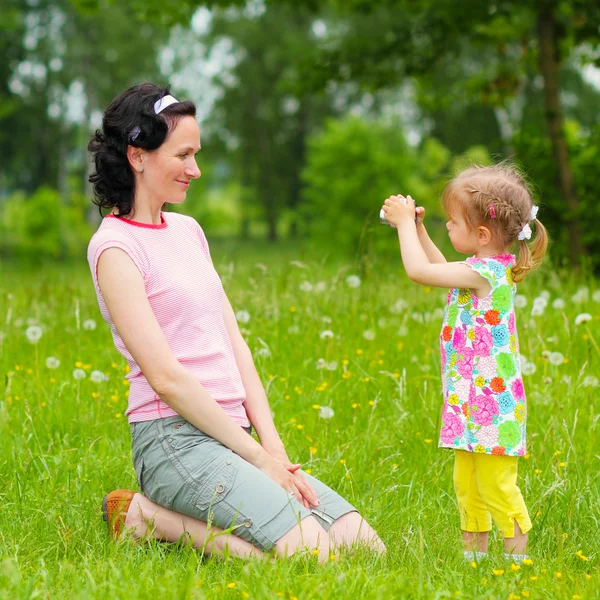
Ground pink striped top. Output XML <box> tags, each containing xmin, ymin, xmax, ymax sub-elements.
<box><xmin>87</xmin><ymin>211</ymin><xmax>250</xmax><ymax>426</ymax></box>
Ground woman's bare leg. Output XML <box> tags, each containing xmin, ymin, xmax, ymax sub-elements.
<box><xmin>274</xmin><ymin>516</ymin><xmax>331</xmax><ymax>563</ymax></box>
<box><xmin>124</xmin><ymin>493</ymin><xmax>263</xmax><ymax>559</ymax></box>
<box><xmin>327</xmin><ymin>511</ymin><xmax>386</xmax><ymax>554</ymax></box>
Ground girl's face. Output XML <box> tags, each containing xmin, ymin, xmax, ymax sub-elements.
<box><xmin>142</xmin><ymin>116</ymin><xmax>201</xmax><ymax>205</ymax></box>
<box><xmin>446</xmin><ymin>210</ymin><xmax>479</xmax><ymax>255</ymax></box>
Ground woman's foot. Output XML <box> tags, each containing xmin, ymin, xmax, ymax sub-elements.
<box><xmin>102</xmin><ymin>489</ymin><xmax>136</xmax><ymax>538</ymax></box>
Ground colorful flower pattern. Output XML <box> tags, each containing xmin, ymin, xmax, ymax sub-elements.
<box><xmin>439</xmin><ymin>255</ymin><xmax>527</xmax><ymax>456</ymax></box>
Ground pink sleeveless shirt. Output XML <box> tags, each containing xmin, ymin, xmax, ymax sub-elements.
<box><xmin>87</xmin><ymin>211</ymin><xmax>250</xmax><ymax>426</ymax></box>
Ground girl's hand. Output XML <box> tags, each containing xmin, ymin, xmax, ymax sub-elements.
<box><xmin>382</xmin><ymin>195</ymin><xmax>416</xmax><ymax>228</ymax></box>
<box><xmin>415</xmin><ymin>201</ymin><xmax>425</xmax><ymax>226</ymax></box>
<box><xmin>259</xmin><ymin>455</ymin><xmax>320</xmax><ymax>508</ymax></box>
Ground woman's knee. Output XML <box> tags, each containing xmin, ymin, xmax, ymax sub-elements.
<box><xmin>274</xmin><ymin>516</ymin><xmax>330</xmax><ymax>561</ymax></box>
<box><xmin>329</xmin><ymin>511</ymin><xmax>386</xmax><ymax>553</ymax></box>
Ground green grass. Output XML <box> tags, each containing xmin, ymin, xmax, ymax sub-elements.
<box><xmin>1</xmin><ymin>244</ymin><xmax>599</xmax><ymax>599</ymax></box>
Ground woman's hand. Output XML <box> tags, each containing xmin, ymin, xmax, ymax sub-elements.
<box><xmin>259</xmin><ymin>455</ymin><xmax>320</xmax><ymax>509</ymax></box>
<box><xmin>382</xmin><ymin>195</ymin><xmax>416</xmax><ymax>228</ymax></box>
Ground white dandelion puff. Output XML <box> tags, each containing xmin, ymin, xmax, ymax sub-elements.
<box><xmin>572</xmin><ymin>287</ymin><xmax>589</xmax><ymax>304</ymax></box>
<box><xmin>318</xmin><ymin>406</ymin><xmax>335</xmax><ymax>419</ymax></box>
<box><xmin>345</xmin><ymin>275</ymin><xmax>361</xmax><ymax>289</ymax></box>
<box><xmin>235</xmin><ymin>310</ymin><xmax>251</xmax><ymax>324</ymax></box>
<box><xmin>549</xmin><ymin>352</ymin><xmax>564</xmax><ymax>366</ymax></box>
<box><xmin>552</xmin><ymin>298</ymin><xmax>565</xmax><ymax>310</ymax></box>
<box><xmin>531</xmin><ymin>305</ymin><xmax>545</xmax><ymax>317</ymax></box>
<box><xmin>322</xmin><ymin>316</ymin><xmax>332</xmax><ymax>324</ymax></box>
<box><xmin>299</xmin><ymin>281</ymin><xmax>313</xmax><ymax>292</ymax></box>
<box><xmin>315</xmin><ymin>281</ymin><xmax>327</xmax><ymax>293</ymax></box>
<box><xmin>45</xmin><ymin>357</ymin><xmax>60</xmax><ymax>369</ymax></box>
<box><xmin>90</xmin><ymin>370</ymin><xmax>106</xmax><ymax>383</ymax></box>
<box><xmin>377</xmin><ymin>318</ymin><xmax>388</xmax><ymax>329</ymax></box>
<box><xmin>389</xmin><ymin>299</ymin><xmax>408</xmax><ymax>314</ymax></box>
<box><xmin>515</xmin><ymin>295</ymin><xmax>528</xmax><ymax>308</ymax></box>
<box><xmin>561</xmin><ymin>375</ymin><xmax>572</xmax><ymax>385</ymax></box>
<box><xmin>397</xmin><ymin>325</ymin><xmax>408</xmax><ymax>337</ymax></box>
<box><xmin>533</xmin><ymin>297</ymin><xmax>548</xmax><ymax>309</ymax></box>
<box><xmin>325</xmin><ymin>361</ymin><xmax>338</xmax><ymax>371</ymax></box>
<box><xmin>320</xmin><ymin>330</ymin><xmax>334</xmax><ymax>339</ymax></box>
<box><xmin>582</xmin><ymin>375</ymin><xmax>599</xmax><ymax>388</ymax></box>
<box><xmin>522</xmin><ymin>362</ymin><xmax>537</xmax><ymax>376</ymax></box>
<box><xmin>363</xmin><ymin>329</ymin><xmax>376</xmax><ymax>341</ymax></box>
<box><xmin>593</xmin><ymin>290</ymin><xmax>600</xmax><ymax>303</ymax></box>
<box><xmin>25</xmin><ymin>325</ymin><xmax>43</xmax><ymax>344</ymax></box>
<box><xmin>83</xmin><ymin>319</ymin><xmax>97</xmax><ymax>331</ymax></box>
<box><xmin>539</xmin><ymin>290</ymin><xmax>551</xmax><ymax>300</ymax></box>
<box><xmin>256</xmin><ymin>347</ymin><xmax>271</xmax><ymax>358</ymax></box>
<box><xmin>73</xmin><ymin>368</ymin><xmax>86</xmax><ymax>380</ymax></box>
<box><xmin>316</xmin><ymin>358</ymin><xmax>326</xmax><ymax>369</ymax></box>
<box><xmin>574</xmin><ymin>313</ymin><xmax>592</xmax><ymax>325</ymax></box>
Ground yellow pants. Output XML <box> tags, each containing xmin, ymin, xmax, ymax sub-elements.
<box><xmin>454</xmin><ymin>450</ymin><xmax>532</xmax><ymax>538</ymax></box>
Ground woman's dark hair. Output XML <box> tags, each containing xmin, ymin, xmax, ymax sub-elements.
<box><xmin>88</xmin><ymin>83</ymin><xmax>196</xmax><ymax>216</ymax></box>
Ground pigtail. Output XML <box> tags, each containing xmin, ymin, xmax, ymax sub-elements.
<box><xmin>513</xmin><ymin>219</ymin><xmax>548</xmax><ymax>283</ymax></box>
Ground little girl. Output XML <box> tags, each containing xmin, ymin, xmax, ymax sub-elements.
<box><xmin>381</xmin><ymin>165</ymin><xmax>548</xmax><ymax>562</ymax></box>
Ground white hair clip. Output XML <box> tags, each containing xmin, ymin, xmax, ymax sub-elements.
<box><xmin>129</xmin><ymin>94</ymin><xmax>179</xmax><ymax>142</ymax></box>
<box><xmin>518</xmin><ymin>205</ymin><xmax>539</xmax><ymax>241</ymax></box>
<box><xmin>153</xmin><ymin>94</ymin><xmax>179</xmax><ymax>114</ymax></box>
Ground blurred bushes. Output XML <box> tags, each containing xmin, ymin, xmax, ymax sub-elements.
<box><xmin>0</xmin><ymin>186</ymin><xmax>92</xmax><ymax>262</ymax></box>
<box><xmin>301</xmin><ymin>115</ymin><xmax>491</xmax><ymax>255</ymax></box>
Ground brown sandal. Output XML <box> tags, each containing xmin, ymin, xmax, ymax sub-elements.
<box><xmin>102</xmin><ymin>489</ymin><xmax>136</xmax><ymax>538</ymax></box>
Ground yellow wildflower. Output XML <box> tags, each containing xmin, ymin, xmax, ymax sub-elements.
<box><xmin>492</xmin><ymin>569</ymin><xmax>504</xmax><ymax>576</ymax></box>
<box><xmin>227</xmin><ymin>582</ymin><xmax>236</xmax><ymax>589</ymax></box>
<box><xmin>511</xmin><ymin>563</ymin><xmax>521</xmax><ymax>571</ymax></box>
<box><xmin>522</xmin><ymin>558</ymin><xmax>533</xmax><ymax>566</ymax></box>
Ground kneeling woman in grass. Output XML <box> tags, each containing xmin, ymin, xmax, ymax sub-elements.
<box><xmin>87</xmin><ymin>83</ymin><xmax>384</xmax><ymax>561</ymax></box>
<box><xmin>381</xmin><ymin>165</ymin><xmax>547</xmax><ymax>562</ymax></box>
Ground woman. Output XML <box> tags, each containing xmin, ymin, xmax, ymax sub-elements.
<box><xmin>87</xmin><ymin>83</ymin><xmax>384</xmax><ymax>560</ymax></box>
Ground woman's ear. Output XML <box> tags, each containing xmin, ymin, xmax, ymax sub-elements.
<box><xmin>127</xmin><ymin>146</ymin><xmax>145</xmax><ymax>172</ymax></box>
<box><xmin>477</xmin><ymin>226</ymin><xmax>493</xmax><ymax>246</ymax></box>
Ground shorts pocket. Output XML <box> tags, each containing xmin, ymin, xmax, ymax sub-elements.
<box><xmin>191</xmin><ymin>457</ymin><xmax>238</xmax><ymax>511</ymax></box>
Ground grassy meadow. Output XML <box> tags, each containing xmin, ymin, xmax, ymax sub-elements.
<box><xmin>1</xmin><ymin>241</ymin><xmax>599</xmax><ymax>599</ymax></box>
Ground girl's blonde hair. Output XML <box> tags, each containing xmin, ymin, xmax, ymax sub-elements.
<box><xmin>442</xmin><ymin>164</ymin><xmax>548</xmax><ymax>282</ymax></box>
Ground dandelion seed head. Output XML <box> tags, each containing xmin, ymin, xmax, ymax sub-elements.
<box><xmin>389</xmin><ymin>299</ymin><xmax>408</xmax><ymax>314</ymax></box>
<box><xmin>363</xmin><ymin>329</ymin><xmax>375</xmax><ymax>341</ymax></box>
<box><xmin>593</xmin><ymin>290</ymin><xmax>600</xmax><ymax>303</ymax></box>
<box><xmin>345</xmin><ymin>275</ymin><xmax>361</xmax><ymax>289</ymax></box>
<box><xmin>235</xmin><ymin>310</ymin><xmax>250</xmax><ymax>324</ymax></box>
<box><xmin>549</xmin><ymin>352</ymin><xmax>564</xmax><ymax>366</ymax></box>
<box><xmin>83</xmin><ymin>319</ymin><xmax>97</xmax><ymax>331</ymax></box>
<box><xmin>25</xmin><ymin>325</ymin><xmax>43</xmax><ymax>344</ymax></box>
<box><xmin>73</xmin><ymin>368</ymin><xmax>86</xmax><ymax>380</ymax></box>
<box><xmin>256</xmin><ymin>347</ymin><xmax>271</xmax><ymax>358</ymax></box>
<box><xmin>299</xmin><ymin>281</ymin><xmax>313</xmax><ymax>292</ymax></box>
<box><xmin>45</xmin><ymin>357</ymin><xmax>60</xmax><ymax>369</ymax></box>
<box><xmin>319</xmin><ymin>406</ymin><xmax>334</xmax><ymax>419</ymax></box>
<box><xmin>582</xmin><ymin>375</ymin><xmax>599</xmax><ymax>388</ymax></box>
<box><xmin>522</xmin><ymin>362</ymin><xmax>536</xmax><ymax>376</ymax></box>
<box><xmin>552</xmin><ymin>298</ymin><xmax>565</xmax><ymax>310</ymax></box>
<box><xmin>90</xmin><ymin>370</ymin><xmax>106</xmax><ymax>383</ymax></box>
<box><xmin>574</xmin><ymin>313</ymin><xmax>592</xmax><ymax>325</ymax></box>
<box><xmin>320</xmin><ymin>330</ymin><xmax>334</xmax><ymax>339</ymax></box>
<box><xmin>515</xmin><ymin>295</ymin><xmax>528</xmax><ymax>308</ymax></box>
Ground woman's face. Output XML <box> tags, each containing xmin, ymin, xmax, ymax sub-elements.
<box><xmin>143</xmin><ymin>116</ymin><xmax>201</xmax><ymax>205</ymax></box>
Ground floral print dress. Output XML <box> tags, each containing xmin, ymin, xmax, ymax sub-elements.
<box><xmin>439</xmin><ymin>254</ymin><xmax>526</xmax><ymax>457</ymax></box>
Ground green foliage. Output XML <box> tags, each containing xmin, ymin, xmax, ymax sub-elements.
<box><xmin>302</xmin><ymin>116</ymin><xmax>492</xmax><ymax>256</ymax></box>
<box><xmin>302</xmin><ymin>116</ymin><xmax>415</xmax><ymax>254</ymax></box>
<box><xmin>0</xmin><ymin>186</ymin><xmax>93</xmax><ymax>262</ymax></box>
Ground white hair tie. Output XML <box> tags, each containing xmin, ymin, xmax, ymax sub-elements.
<box><xmin>129</xmin><ymin>94</ymin><xmax>179</xmax><ymax>142</ymax></box>
<box><xmin>518</xmin><ymin>205</ymin><xmax>539</xmax><ymax>241</ymax></box>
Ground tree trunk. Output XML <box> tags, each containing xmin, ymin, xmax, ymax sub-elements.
<box><xmin>537</xmin><ymin>8</ymin><xmax>586</xmax><ymax>260</ymax></box>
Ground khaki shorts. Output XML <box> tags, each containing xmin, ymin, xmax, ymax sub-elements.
<box><xmin>130</xmin><ymin>415</ymin><xmax>357</xmax><ymax>552</ymax></box>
